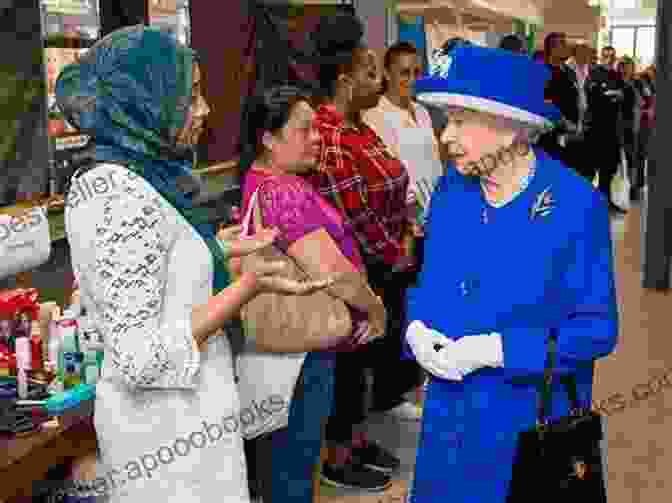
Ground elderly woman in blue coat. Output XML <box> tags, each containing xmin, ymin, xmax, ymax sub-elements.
<box><xmin>403</xmin><ymin>46</ymin><xmax>619</xmax><ymax>503</ymax></box>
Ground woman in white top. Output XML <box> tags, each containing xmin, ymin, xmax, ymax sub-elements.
<box><xmin>56</xmin><ymin>26</ymin><xmax>332</xmax><ymax>502</ymax></box>
<box><xmin>363</xmin><ymin>41</ymin><xmax>443</xmax><ymax>420</ymax></box>
<box><xmin>364</xmin><ymin>41</ymin><xmax>444</xmax><ymax>231</ymax></box>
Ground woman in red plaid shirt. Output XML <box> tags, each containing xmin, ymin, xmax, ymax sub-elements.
<box><xmin>309</xmin><ymin>13</ymin><xmax>424</xmax><ymax>491</ymax></box>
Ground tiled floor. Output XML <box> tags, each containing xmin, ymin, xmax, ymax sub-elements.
<box><xmin>319</xmin><ymin>202</ymin><xmax>672</xmax><ymax>502</ymax></box>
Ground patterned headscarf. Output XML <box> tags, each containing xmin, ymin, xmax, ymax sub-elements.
<box><xmin>55</xmin><ymin>25</ymin><xmax>230</xmax><ymax>293</ymax></box>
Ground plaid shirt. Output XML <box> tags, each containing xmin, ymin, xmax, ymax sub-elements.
<box><xmin>310</xmin><ymin>104</ymin><xmax>409</xmax><ymax>266</ymax></box>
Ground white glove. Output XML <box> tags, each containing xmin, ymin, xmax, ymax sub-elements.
<box><xmin>406</xmin><ymin>321</ymin><xmax>504</xmax><ymax>381</ymax></box>
<box><xmin>406</xmin><ymin>321</ymin><xmax>463</xmax><ymax>381</ymax></box>
<box><xmin>450</xmin><ymin>333</ymin><xmax>504</xmax><ymax>377</ymax></box>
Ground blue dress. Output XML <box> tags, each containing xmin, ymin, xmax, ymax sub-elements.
<box><xmin>405</xmin><ymin>148</ymin><xmax>619</xmax><ymax>503</ymax></box>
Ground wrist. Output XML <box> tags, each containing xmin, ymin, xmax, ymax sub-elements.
<box><xmin>486</xmin><ymin>333</ymin><xmax>504</xmax><ymax>367</ymax></box>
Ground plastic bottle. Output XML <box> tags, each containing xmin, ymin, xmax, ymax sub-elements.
<box><xmin>83</xmin><ymin>351</ymin><xmax>99</xmax><ymax>385</ymax></box>
<box><xmin>14</xmin><ymin>313</ymin><xmax>32</xmax><ymax>400</ymax></box>
<box><xmin>57</xmin><ymin>310</ymin><xmax>81</xmax><ymax>390</ymax></box>
<box><xmin>47</xmin><ymin>320</ymin><xmax>61</xmax><ymax>370</ymax></box>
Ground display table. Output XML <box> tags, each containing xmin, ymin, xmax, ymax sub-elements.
<box><xmin>0</xmin><ymin>401</ymin><xmax>96</xmax><ymax>503</ymax></box>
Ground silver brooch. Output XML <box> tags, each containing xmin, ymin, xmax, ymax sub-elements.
<box><xmin>430</xmin><ymin>53</ymin><xmax>453</xmax><ymax>78</ymax></box>
<box><xmin>530</xmin><ymin>186</ymin><xmax>555</xmax><ymax>221</ymax></box>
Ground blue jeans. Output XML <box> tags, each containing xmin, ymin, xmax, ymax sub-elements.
<box><xmin>251</xmin><ymin>351</ymin><xmax>335</xmax><ymax>502</ymax></box>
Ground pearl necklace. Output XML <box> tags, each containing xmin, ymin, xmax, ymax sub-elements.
<box><xmin>481</xmin><ymin>154</ymin><xmax>536</xmax><ymax>224</ymax></box>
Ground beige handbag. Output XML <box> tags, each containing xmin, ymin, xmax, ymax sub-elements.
<box><xmin>239</xmin><ymin>183</ymin><xmax>353</xmax><ymax>353</ymax></box>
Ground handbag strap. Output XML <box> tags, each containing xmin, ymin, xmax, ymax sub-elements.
<box><xmin>242</xmin><ymin>180</ymin><xmax>313</xmax><ymax>279</ymax></box>
<box><xmin>240</xmin><ymin>185</ymin><xmax>263</xmax><ymax>238</ymax></box>
<box><xmin>537</xmin><ymin>329</ymin><xmax>582</xmax><ymax>427</ymax></box>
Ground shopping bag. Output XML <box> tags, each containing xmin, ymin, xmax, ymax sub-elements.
<box><xmin>0</xmin><ymin>206</ymin><xmax>51</xmax><ymax>280</ymax></box>
<box><xmin>610</xmin><ymin>149</ymin><xmax>630</xmax><ymax>211</ymax></box>
<box><xmin>235</xmin><ymin>350</ymin><xmax>305</xmax><ymax>440</ymax></box>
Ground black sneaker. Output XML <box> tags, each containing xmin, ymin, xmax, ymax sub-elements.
<box><xmin>321</xmin><ymin>461</ymin><xmax>392</xmax><ymax>492</ymax></box>
<box><xmin>352</xmin><ymin>442</ymin><xmax>401</xmax><ymax>473</ymax></box>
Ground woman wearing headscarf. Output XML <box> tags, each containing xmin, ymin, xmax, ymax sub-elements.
<box><xmin>56</xmin><ymin>26</ymin><xmax>333</xmax><ymax>502</ymax></box>
<box><xmin>404</xmin><ymin>45</ymin><xmax>618</xmax><ymax>502</ymax></box>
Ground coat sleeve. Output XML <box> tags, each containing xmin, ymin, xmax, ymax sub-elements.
<box><xmin>499</xmin><ymin>192</ymin><xmax>619</xmax><ymax>377</ymax></box>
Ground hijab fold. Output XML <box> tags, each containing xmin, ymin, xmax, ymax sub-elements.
<box><xmin>56</xmin><ymin>25</ymin><xmax>230</xmax><ymax>293</ymax></box>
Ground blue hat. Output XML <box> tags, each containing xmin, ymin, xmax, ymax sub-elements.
<box><xmin>416</xmin><ymin>45</ymin><xmax>560</xmax><ymax>129</ymax></box>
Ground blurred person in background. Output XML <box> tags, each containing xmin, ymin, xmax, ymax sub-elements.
<box><xmin>586</xmin><ymin>47</ymin><xmax>626</xmax><ymax>210</ymax></box>
<box><xmin>565</xmin><ymin>43</ymin><xmax>597</xmax><ymax>182</ymax></box>
<box><xmin>537</xmin><ymin>33</ymin><xmax>581</xmax><ymax>171</ymax></box>
<box><xmin>633</xmin><ymin>64</ymin><xmax>656</xmax><ymax>198</ymax></box>
<box><xmin>616</xmin><ymin>56</ymin><xmax>642</xmax><ymax>199</ymax></box>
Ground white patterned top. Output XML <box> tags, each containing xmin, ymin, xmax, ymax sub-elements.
<box><xmin>64</xmin><ymin>163</ymin><xmax>211</xmax><ymax>390</ymax></box>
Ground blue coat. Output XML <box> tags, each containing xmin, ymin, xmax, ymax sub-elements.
<box><xmin>405</xmin><ymin>149</ymin><xmax>618</xmax><ymax>503</ymax></box>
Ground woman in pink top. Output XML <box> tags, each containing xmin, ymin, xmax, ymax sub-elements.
<box><xmin>239</xmin><ymin>85</ymin><xmax>386</xmax><ymax>503</ymax></box>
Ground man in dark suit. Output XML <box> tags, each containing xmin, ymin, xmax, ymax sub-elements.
<box><xmin>585</xmin><ymin>46</ymin><xmax>626</xmax><ymax>210</ymax></box>
<box><xmin>566</xmin><ymin>43</ymin><xmax>595</xmax><ymax>182</ymax></box>
<box><xmin>537</xmin><ymin>32</ymin><xmax>582</xmax><ymax>172</ymax></box>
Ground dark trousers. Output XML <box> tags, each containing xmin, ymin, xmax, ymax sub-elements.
<box><xmin>324</xmin><ymin>257</ymin><xmax>423</xmax><ymax>444</ymax></box>
<box><xmin>586</xmin><ymin>131</ymin><xmax>621</xmax><ymax>201</ymax></box>
<box><xmin>246</xmin><ymin>351</ymin><xmax>335</xmax><ymax>502</ymax></box>
<box><xmin>636</xmin><ymin>126</ymin><xmax>652</xmax><ymax>189</ymax></box>
<box><xmin>621</xmin><ymin>127</ymin><xmax>643</xmax><ymax>191</ymax></box>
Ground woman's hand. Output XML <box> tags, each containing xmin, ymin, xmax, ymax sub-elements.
<box><xmin>241</xmin><ymin>258</ymin><xmax>339</xmax><ymax>296</ymax></box>
<box><xmin>217</xmin><ymin>224</ymin><xmax>280</xmax><ymax>257</ymax></box>
<box><xmin>365</xmin><ymin>294</ymin><xmax>387</xmax><ymax>342</ymax></box>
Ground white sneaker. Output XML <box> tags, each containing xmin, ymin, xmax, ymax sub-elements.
<box><xmin>385</xmin><ymin>401</ymin><xmax>423</xmax><ymax>421</ymax></box>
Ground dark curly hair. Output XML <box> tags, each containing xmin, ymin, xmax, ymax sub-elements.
<box><xmin>311</xmin><ymin>12</ymin><xmax>366</xmax><ymax>97</ymax></box>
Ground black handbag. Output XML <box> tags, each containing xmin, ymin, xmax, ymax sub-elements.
<box><xmin>506</xmin><ymin>331</ymin><xmax>607</xmax><ymax>502</ymax></box>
